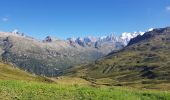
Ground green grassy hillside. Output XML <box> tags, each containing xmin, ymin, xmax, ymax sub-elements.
<box><xmin>0</xmin><ymin>62</ymin><xmax>52</xmax><ymax>83</ymax></box>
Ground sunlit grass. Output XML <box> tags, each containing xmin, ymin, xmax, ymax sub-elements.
<box><xmin>0</xmin><ymin>80</ymin><xmax>170</xmax><ymax>100</ymax></box>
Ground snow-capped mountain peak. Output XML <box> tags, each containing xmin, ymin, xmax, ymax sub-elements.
<box><xmin>67</xmin><ymin>31</ymin><xmax>146</xmax><ymax>48</ymax></box>
<box><xmin>148</xmin><ymin>28</ymin><xmax>154</xmax><ymax>32</ymax></box>
<box><xmin>119</xmin><ymin>31</ymin><xmax>145</xmax><ymax>45</ymax></box>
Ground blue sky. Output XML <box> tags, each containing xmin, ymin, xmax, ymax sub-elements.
<box><xmin>0</xmin><ymin>0</ymin><xmax>170</xmax><ymax>39</ymax></box>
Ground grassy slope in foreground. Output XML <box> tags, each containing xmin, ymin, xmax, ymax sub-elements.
<box><xmin>0</xmin><ymin>80</ymin><xmax>170</xmax><ymax>100</ymax></box>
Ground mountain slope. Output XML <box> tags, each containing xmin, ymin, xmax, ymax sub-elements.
<box><xmin>0</xmin><ymin>33</ymin><xmax>104</xmax><ymax>76</ymax></box>
<box><xmin>0</xmin><ymin>61</ymin><xmax>52</xmax><ymax>82</ymax></box>
<box><xmin>65</xmin><ymin>27</ymin><xmax>170</xmax><ymax>87</ymax></box>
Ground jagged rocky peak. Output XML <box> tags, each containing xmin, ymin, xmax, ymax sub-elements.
<box><xmin>83</xmin><ymin>36</ymin><xmax>97</xmax><ymax>47</ymax></box>
<box><xmin>119</xmin><ymin>31</ymin><xmax>145</xmax><ymax>45</ymax></box>
<box><xmin>75</xmin><ymin>37</ymin><xmax>86</xmax><ymax>47</ymax></box>
<box><xmin>43</xmin><ymin>36</ymin><xmax>59</xmax><ymax>42</ymax></box>
<box><xmin>98</xmin><ymin>33</ymin><xmax>118</xmax><ymax>42</ymax></box>
<box><xmin>106</xmin><ymin>33</ymin><xmax>118</xmax><ymax>41</ymax></box>
<box><xmin>66</xmin><ymin>38</ymin><xmax>78</xmax><ymax>47</ymax></box>
<box><xmin>67</xmin><ymin>37</ymin><xmax>76</xmax><ymax>44</ymax></box>
<box><xmin>84</xmin><ymin>36</ymin><xmax>97</xmax><ymax>43</ymax></box>
<box><xmin>44</xmin><ymin>36</ymin><xmax>53</xmax><ymax>42</ymax></box>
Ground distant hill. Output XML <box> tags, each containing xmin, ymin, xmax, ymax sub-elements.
<box><xmin>65</xmin><ymin>27</ymin><xmax>170</xmax><ymax>87</ymax></box>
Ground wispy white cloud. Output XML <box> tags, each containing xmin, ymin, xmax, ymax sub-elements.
<box><xmin>166</xmin><ymin>6</ymin><xmax>170</xmax><ymax>11</ymax></box>
<box><xmin>2</xmin><ymin>17</ymin><xmax>9</xmax><ymax>22</ymax></box>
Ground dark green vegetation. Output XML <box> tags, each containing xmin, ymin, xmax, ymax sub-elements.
<box><xmin>66</xmin><ymin>27</ymin><xmax>170</xmax><ymax>89</ymax></box>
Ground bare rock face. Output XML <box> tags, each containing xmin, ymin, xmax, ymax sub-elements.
<box><xmin>43</xmin><ymin>36</ymin><xmax>61</xmax><ymax>43</ymax></box>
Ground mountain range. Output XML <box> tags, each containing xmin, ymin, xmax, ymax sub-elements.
<box><xmin>67</xmin><ymin>31</ymin><xmax>146</xmax><ymax>48</ymax></box>
<box><xmin>0</xmin><ymin>29</ymin><xmax>146</xmax><ymax>76</ymax></box>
